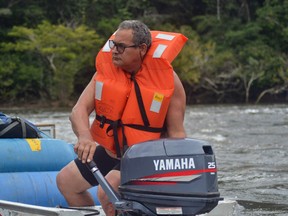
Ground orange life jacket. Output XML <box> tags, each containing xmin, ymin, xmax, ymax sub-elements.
<box><xmin>90</xmin><ymin>31</ymin><xmax>187</xmax><ymax>157</ymax></box>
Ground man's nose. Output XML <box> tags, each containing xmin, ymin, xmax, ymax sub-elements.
<box><xmin>111</xmin><ymin>46</ymin><xmax>118</xmax><ymax>53</ymax></box>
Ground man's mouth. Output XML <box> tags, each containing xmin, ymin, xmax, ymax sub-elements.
<box><xmin>112</xmin><ymin>56</ymin><xmax>120</xmax><ymax>61</ymax></box>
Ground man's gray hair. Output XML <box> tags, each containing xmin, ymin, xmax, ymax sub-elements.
<box><xmin>118</xmin><ymin>20</ymin><xmax>151</xmax><ymax>48</ymax></box>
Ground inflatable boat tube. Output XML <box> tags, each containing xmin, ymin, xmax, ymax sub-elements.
<box><xmin>0</xmin><ymin>171</ymin><xmax>99</xmax><ymax>207</ymax></box>
<box><xmin>0</xmin><ymin>138</ymin><xmax>76</xmax><ymax>172</ymax></box>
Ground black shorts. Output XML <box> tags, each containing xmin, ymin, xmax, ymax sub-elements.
<box><xmin>75</xmin><ymin>145</ymin><xmax>120</xmax><ymax>186</ymax></box>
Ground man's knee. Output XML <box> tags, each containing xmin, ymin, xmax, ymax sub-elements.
<box><xmin>56</xmin><ymin>168</ymin><xmax>68</xmax><ymax>193</ymax></box>
<box><xmin>56</xmin><ymin>161</ymin><xmax>80</xmax><ymax>194</ymax></box>
<box><xmin>97</xmin><ymin>170</ymin><xmax>120</xmax><ymax>203</ymax></box>
<box><xmin>97</xmin><ymin>185</ymin><xmax>106</xmax><ymax>202</ymax></box>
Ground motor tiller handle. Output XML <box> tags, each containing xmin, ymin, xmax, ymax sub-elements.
<box><xmin>87</xmin><ymin>161</ymin><xmax>157</xmax><ymax>215</ymax></box>
<box><xmin>87</xmin><ymin>161</ymin><xmax>120</xmax><ymax>203</ymax></box>
<box><xmin>87</xmin><ymin>160</ymin><xmax>97</xmax><ymax>170</ymax></box>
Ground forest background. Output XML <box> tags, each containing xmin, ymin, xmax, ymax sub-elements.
<box><xmin>1</xmin><ymin>0</ymin><xmax>288</xmax><ymax>107</ymax></box>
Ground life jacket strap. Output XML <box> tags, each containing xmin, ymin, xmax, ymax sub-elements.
<box><xmin>124</xmin><ymin>123</ymin><xmax>164</xmax><ymax>133</ymax></box>
<box><xmin>107</xmin><ymin>120</ymin><xmax>126</xmax><ymax>158</ymax></box>
<box><xmin>95</xmin><ymin>115</ymin><xmax>164</xmax><ymax>158</ymax></box>
<box><xmin>96</xmin><ymin>114</ymin><xmax>114</xmax><ymax>126</ymax></box>
<box><xmin>131</xmin><ymin>75</ymin><xmax>150</xmax><ymax>127</ymax></box>
<box><xmin>96</xmin><ymin>114</ymin><xmax>125</xmax><ymax>158</ymax></box>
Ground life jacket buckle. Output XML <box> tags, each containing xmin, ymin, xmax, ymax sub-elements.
<box><xmin>99</xmin><ymin>115</ymin><xmax>106</xmax><ymax>128</ymax></box>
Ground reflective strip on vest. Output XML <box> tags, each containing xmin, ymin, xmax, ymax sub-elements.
<box><xmin>155</xmin><ymin>33</ymin><xmax>175</xmax><ymax>41</ymax></box>
<box><xmin>102</xmin><ymin>41</ymin><xmax>111</xmax><ymax>52</ymax></box>
<box><xmin>153</xmin><ymin>33</ymin><xmax>175</xmax><ymax>58</ymax></box>
<box><xmin>153</xmin><ymin>44</ymin><xmax>167</xmax><ymax>58</ymax></box>
<box><xmin>102</xmin><ymin>31</ymin><xmax>116</xmax><ymax>53</ymax></box>
<box><xmin>95</xmin><ymin>81</ymin><xmax>104</xmax><ymax>100</ymax></box>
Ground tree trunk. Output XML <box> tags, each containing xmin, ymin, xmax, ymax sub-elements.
<box><xmin>217</xmin><ymin>0</ymin><xmax>221</xmax><ymax>21</ymax></box>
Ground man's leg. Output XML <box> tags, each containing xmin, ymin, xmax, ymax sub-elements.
<box><xmin>97</xmin><ymin>170</ymin><xmax>121</xmax><ymax>216</ymax></box>
<box><xmin>56</xmin><ymin>160</ymin><xmax>95</xmax><ymax>206</ymax></box>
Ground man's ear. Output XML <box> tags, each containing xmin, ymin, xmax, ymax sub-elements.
<box><xmin>139</xmin><ymin>43</ymin><xmax>148</xmax><ymax>55</ymax></box>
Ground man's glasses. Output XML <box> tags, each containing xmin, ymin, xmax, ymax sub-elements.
<box><xmin>108</xmin><ymin>40</ymin><xmax>138</xmax><ymax>54</ymax></box>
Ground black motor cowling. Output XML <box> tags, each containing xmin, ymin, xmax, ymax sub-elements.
<box><xmin>119</xmin><ymin>138</ymin><xmax>222</xmax><ymax>215</ymax></box>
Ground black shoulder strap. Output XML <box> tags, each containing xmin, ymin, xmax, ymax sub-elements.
<box><xmin>0</xmin><ymin>117</ymin><xmax>41</xmax><ymax>138</ymax></box>
<box><xmin>19</xmin><ymin>118</ymin><xmax>27</xmax><ymax>138</ymax></box>
<box><xmin>0</xmin><ymin>121</ymin><xmax>18</xmax><ymax>137</ymax></box>
<box><xmin>131</xmin><ymin>75</ymin><xmax>150</xmax><ymax>127</ymax></box>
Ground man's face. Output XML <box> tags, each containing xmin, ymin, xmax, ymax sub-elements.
<box><xmin>111</xmin><ymin>29</ymin><xmax>142</xmax><ymax>73</ymax></box>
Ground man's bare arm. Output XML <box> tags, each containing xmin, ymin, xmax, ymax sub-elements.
<box><xmin>165</xmin><ymin>72</ymin><xmax>186</xmax><ymax>138</ymax></box>
<box><xmin>70</xmin><ymin>73</ymin><xmax>97</xmax><ymax>163</ymax></box>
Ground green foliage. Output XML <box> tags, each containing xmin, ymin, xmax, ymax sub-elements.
<box><xmin>256</xmin><ymin>0</ymin><xmax>288</xmax><ymax>52</ymax></box>
<box><xmin>225</xmin><ymin>22</ymin><xmax>263</xmax><ymax>54</ymax></box>
<box><xmin>44</xmin><ymin>0</ymin><xmax>89</xmax><ymax>25</ymax></box>
<box><xmin>1</xmin><ymin>21</ymin><xmax>103</xmax><ymax>104</ymax></box>
<box><xmin>0</xmin><ymin>53</ymin><xmax>43</xmax><ymax>102</ymax></box>
<box><xmin>173</xmin><ymin>25</ymin><xmax>216</xmax><ymax>85</ymax></box>
<box><xmin>84</xmin><ymin>0</ymin><xmax>134</xmax><ymax>37</ymax></box>
<box><xmin>96</xmin><ymin>18</ymin><xmax>123</xmax><ymax>39</ymax></box>
<box><xmin>277</xmin><ymin>54</ymin><xmax>288</xmax><ymax>85</ymax></box>
<box><xmin>0</xmin><ymin>55</ymin><xmax>17</xmax><ymax>100</ymax></box>
<box><xmin>1</xmin><ymin>0</ymin><xmax>288</xmax><ymax>105</ymax></box>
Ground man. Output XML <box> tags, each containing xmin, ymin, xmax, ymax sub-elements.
<box><xmin>57</xmin><ymin>20</ymin><xmax>187</xmax><ymax>216</ymax></box>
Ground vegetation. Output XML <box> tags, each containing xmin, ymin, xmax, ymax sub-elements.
<box><xmin>1</xmin><ymin>0</ymin><xmax>287</xmax><ymax>106</ymax></box>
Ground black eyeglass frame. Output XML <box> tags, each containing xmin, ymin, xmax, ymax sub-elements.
<box><xmin>108</xmin><ymin>40</ymin><xmax>138</xmax><ymax>54</ymax></box>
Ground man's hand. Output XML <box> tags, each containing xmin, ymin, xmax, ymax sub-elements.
<box><xmin>74</xmin><ymin>134</ymin><xmax>97</xmax><ymax>163</ymax></box>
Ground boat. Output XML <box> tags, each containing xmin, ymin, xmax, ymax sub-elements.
<box><xmin>0</xmin><ymin>199</ymin><xmax>237</xmax><ymax>216</ymax></box>
<box><xmin>0</xmin><ymin>116</ymin><xmax>237</xmax><ymax>215</ymax></box>
<box><xmin>0</xmin><ymin>121</ymin><xmax>99</xmax><ymax>207</ymax></box>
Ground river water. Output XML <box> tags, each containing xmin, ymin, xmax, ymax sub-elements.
<box><xmin>3</xmin><ymin>104</ymin><xmax>288</xmax><ymax>215</ymax></box>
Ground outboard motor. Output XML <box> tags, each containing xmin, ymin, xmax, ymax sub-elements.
<box><xmin>119</xmin><ymin>138</ymin><xmax>222</xmax><ymax>215</ymax></box>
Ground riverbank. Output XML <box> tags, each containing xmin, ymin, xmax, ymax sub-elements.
<box><xmin>1</xmin><ymin>96</ymin><xmax>287</xmax><ymax>111</ymax></box>
<box><xmin>0</xmin><ymin>100</ymin><xmax>75</xmax><ymax>111</ymax></box>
